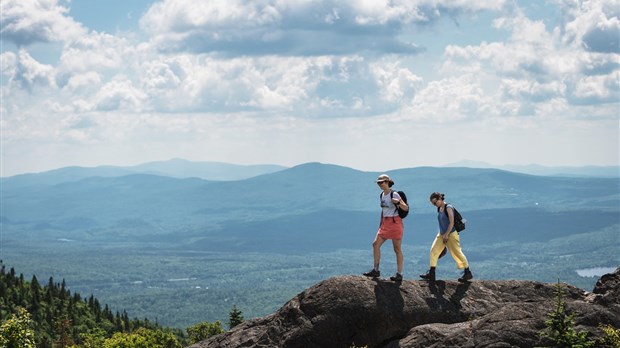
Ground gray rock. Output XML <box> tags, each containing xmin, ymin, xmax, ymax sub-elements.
<box><xmin>188</xmin><ymin>268</ymin><xmax>620</xmax><ymax>348</ymax></box>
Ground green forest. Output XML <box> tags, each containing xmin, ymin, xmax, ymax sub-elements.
<box><xmin>0</xmin><ymin>261</ymin><xmax>243</xmax><ymax>347</ymax></box>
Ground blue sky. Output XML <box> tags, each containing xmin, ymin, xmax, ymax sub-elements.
<box><xmin>1</xmin><ymin>0</ymin><xmax>619</xmax><ymax>176</ymax></box>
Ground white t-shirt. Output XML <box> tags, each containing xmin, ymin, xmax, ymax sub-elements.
<box><xmin>380</xmin><ymin>190</ymin><xmax>401</xmax><ymax>217</ymax></box>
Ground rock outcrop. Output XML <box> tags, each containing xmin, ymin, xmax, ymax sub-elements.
<box><xmin>189</xmin><ymin>268</ymin><xmax>620</xmax><ymax>348</ymax></box>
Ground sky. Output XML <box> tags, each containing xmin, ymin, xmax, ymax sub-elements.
<box><xmin>1</xmin><ymin>0</ymin><xmax>619</xmax><ymax>176</ymax></box>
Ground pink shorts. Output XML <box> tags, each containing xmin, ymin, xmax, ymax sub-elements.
<box><xmin>377</xmin><ymin>216</ymin><xmax>403</xmax><ymax>240</ymax></box>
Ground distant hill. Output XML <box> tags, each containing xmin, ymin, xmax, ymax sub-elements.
<box><xmin>3</xmin><ymin>162</ymin><xmax>618</xmax><ymax>220</ymax></box>
<box><xmin>445</xmin><ymin>160</ymin><xmax>619</xmax><ymax>178</ymax></box>
<box><xmin>0</xmin><ymin>158</ymin><xmax>287</xmax><ymax>187</ymax></box>
<box><xmin>128</xmin><ymin>158</ymin><xmax>287</xmax><ymax>181</ymax></box>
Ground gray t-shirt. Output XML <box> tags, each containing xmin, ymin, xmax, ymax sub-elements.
<box><xmin>380</xmin><ymin>190</ymin><xmax>402</xmax><ymax>217</ymax></box>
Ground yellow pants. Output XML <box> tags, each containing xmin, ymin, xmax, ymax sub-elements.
<box><xmin>430</xmin><ymin>232</ymin><xmax>469</xmax><ymax>269</ymax></box>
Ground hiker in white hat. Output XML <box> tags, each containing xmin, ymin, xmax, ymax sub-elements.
<box><xmin>363</xmin><ymin>174</ymin><xmax>409</xmax><ymax>281</ymax></box>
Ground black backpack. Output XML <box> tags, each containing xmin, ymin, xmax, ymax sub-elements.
<box><xmin>438</xmin><ymin>203</ymin><xmax>465</xmax><ymax>232</ymax></box>
<box><xmin>381</xmin><ymin>190</ymin><xmax>409</xmax><ymax>219</ymax></box>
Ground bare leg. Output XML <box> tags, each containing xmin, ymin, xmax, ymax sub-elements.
<box><xmin>372</xmin><ymin>235</ymin><xmax>386</xmax><ymax>270</ymax></box>
<box><xmin>392</xmin><ymin>239</ymin><xmax>403</xmax><ymax>274</ymax></box>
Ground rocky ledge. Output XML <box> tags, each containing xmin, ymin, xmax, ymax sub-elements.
<box><xmin>189</xmin><ymin>268</ymin><xmax>620</xmax><ymax>348</ymax></box>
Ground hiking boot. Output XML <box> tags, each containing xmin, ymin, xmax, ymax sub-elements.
<box><xmin>363</xmin><ymin>269</ymin><xmax>380</xmax><ymax>278</ymax></box>
<box><xmin>419</xmin><ymin>269</ymin><xmax>435</xmax><ymax>281</ymax></box>
<box><xmin>458</xmin><ymin>269</ymin><xmax>473</xmax><ymax>282</ymax></box>
<box><xmin>390</xmin><ymin>273</ymin><xmax>403</xmax><ymax>282</ymax></box>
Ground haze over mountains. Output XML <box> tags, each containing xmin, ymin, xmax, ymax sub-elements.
<box><xmin>2</xmin><ymin>158</ymin><xmax>618</xmax><ymax>251</ymax></box>
<box><xmin>445</xmin><ymin>160</ymin><xmax>619</xmax><ymax>178</ymax></box>
<box><xmin>2</xmin><ymin>157</ymin><xmax>617</xmax><ymax>241</ymax></box>
<box><xmin>1</xmin><ymin>158</ymin><xmax>618</xmax><ymax>327</ymax></box>
<box><xmin>1</xmin><ymin>158</ymin><xmax>287</xmax><ymax>186</ymax></box>
<box><xmin>3</xmin><ymin>158</ymin><xmax>618</xmax><ymax>182</ymax></box>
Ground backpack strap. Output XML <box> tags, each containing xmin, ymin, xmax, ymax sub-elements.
<box><xmin>438</xmin><ymin>202</ymin><xmax>451</xmax><ymax>213</ymax></box>
<box><xmin>379</xmin><ymin>192</ymin><xmax>384</xmax><ymax>226</ymax></box>
<box><xmin>390</xmin><ymin>190</ymin><xmax>397</xmax><ymax>222</ymax></box>
<box><xmin>380</xmin><ymin>190</ymin><xmax>397</xmax><ymax>222</ymax></box>
<box><xmin>440</xmin><ymin>203</ymin><xmax>456</xmax><ymax>230</ymax></box>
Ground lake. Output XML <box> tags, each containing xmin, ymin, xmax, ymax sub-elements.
<box><xmin>575</xmin><ymin>267</ymin><xmax>618</xmax><ymax>277</ymax></box>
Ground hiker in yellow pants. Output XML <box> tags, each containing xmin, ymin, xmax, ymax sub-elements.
<box><xmin>420</xmin><ymin>192</ymin><xmax>473</xmax><ymax>282</ymax></box>
<box><xmin>429</xmin><ymin>230</ymin><xmax>468</xmax><ymax>269</ymax></box>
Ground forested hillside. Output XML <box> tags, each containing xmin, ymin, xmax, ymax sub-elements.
<box><xmin>0</xmin><ymin>261</ymin><xmax>239</xmax><ymax>347</ymax></box>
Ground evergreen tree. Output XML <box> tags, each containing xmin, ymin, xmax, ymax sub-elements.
<box><xmin>540</xmin><ymin>281</ymin><xmax>595</xmax><ymax>347</ymax></box>
<box><xmin>0</xmin><ymin>261</ymin><xmax>188</xmax><ymax>347</ymax></box>
<box><xmin>29</xmin><ymin>275</ymin><xmax>41</xmax><ymax>317</ymax></box>
<box><xmin>227</xmin><ymin>305</ymin><xmax>244</xmax><ymax>329</ymax></box>
<box><xmin>53</xmin><ymin>314</ymin><xmax>74</xmax><ymax>348</ymax></box>
<box><xmin>0</xmin><ymin>269</ymin><xmax>7</xmax><ymax>301</ymax></box>
<box><xmin>45</xmin><ymin>277</ymin><xmax>55</xmax><ymax>305</ymax></box>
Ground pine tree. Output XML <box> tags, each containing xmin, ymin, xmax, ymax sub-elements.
<box><xmin>0</xmin><ymin>261</ymin><xmax>188</xmax><ymax>347</ymax></box>
<box><xmin>540</xmin><ymin>281</ymin><xmax>595</xmax><ymax>347</ymax></box>
<box><xmin>228</xmin><ymin>305</ymin><xmax>244</xmax><ymax>329</ymax></box>
<box><xmin>29</xmin><ymin>275</ymin><xmax>41</xmax><ymax>322</ymax></box>
<box><xmin>53</xmin><ymin>314</ymin><xmax>74</xmax><ymax>348</ymax></box>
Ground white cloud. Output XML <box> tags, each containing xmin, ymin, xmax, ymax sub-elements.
<box><xmin>370</xmin><ymin>60</ymin><xmax>422</xmax><ymax>102</ymax></box>
<box><xmin>441</xmin><ymin>2</ymin><xmax>619</xmax><ymax>115</ymax></box>
<box><xmin>0</xmin><ymin>0</ymin><xmax>86</xmax><ymax>45</ymax></box>
<box><xmin>141</xmin><ymin>58</ymin><xmax>186</xmax><ymax>93</ymax></box>
<box><xmin>138</xmin><ymin>0</ymin><xmax>508</xmax><ymax>56</ymax></box>
<box><xmin>93</xmin><ymin>78</ymin><xmax>148</xmax><ymax>111</ymax></box>
<box><xmin>351</xmin><ymin>0</ymin><xmax>426</xmax><ymax>25</ymax></box>
<box><xmin>404</xmin><ymin>74</ymin><xmax>493</xmax><ymax>121</ymax></box>
<box><xmin>128</xmin><ymin>54</ymin><xmax>406</xmax><ymax>115</ymax></box>
<box><xmin>0</xmin><ymin>0</ymin><xmax>618</xmax><ymax>176</ymax></box>
<box><xmin>0</xmin><ymin>51</ymin><xmax>17</xmax><ymax>78</ymax></box>
<box><xmin>12</xmin><ymin>49</ymin><xmax>57</xmax><ymax>90</ymax></box>
<box><xmin>58</xmin><ymin>32</ymin><xmax>134</xmax><ymax>73</ymax></box>
<box><xmin>572</xmin><ymin>71</ymin><xmax>620</xmax><ymax>103</ymax></box>
<box><xmin>500</xmin><ymin>79</ymin><xmax>566</xmax><ymax>103</ymax></box>
<box><xmin>562</xmin><ymin>0</ymin><xmax>620</xmax><ymax>53</ymax></box>
<box><xmin>63</xmin><ymin>71</ymin><xmax>102</xmax><ymax>93</ymax></box>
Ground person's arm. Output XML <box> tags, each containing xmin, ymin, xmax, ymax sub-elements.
<box><xmin>445</xmin><ymin>206</ymin><xmax>455</xmax><ymax>232</ymax></box>
<box><xmin>441</xmin><ymin>205</ymin><xmax>455</xmax><ymax>242</ymax></box>
<box><xmin>391</xmin><ymin>194</ymin><xmax>408</xmax><ymax>211</ymax></box>
<box><xmin>398</xmin><ymin>200</ymin><xmax>408</xmax><ymax>211</ymax></box>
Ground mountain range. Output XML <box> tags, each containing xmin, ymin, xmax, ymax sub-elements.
<box><xmin>1</xmin><ymin>159</ymin><xmax>618</xmax><ymax>328</ymax></box>
<box><xmin>2</xmin><ymin>160</ymin><xmax>618</xmax><ymax>250</ymax></box>
<box><xmin>1</xmin><ymin>158</ymin><xmax>286</xmax><ymax>187</ymax></box>
<box><xmin>1</xmin><ymin>159</ymin><xmax>619</xmax><ymax>238</ymax></box>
